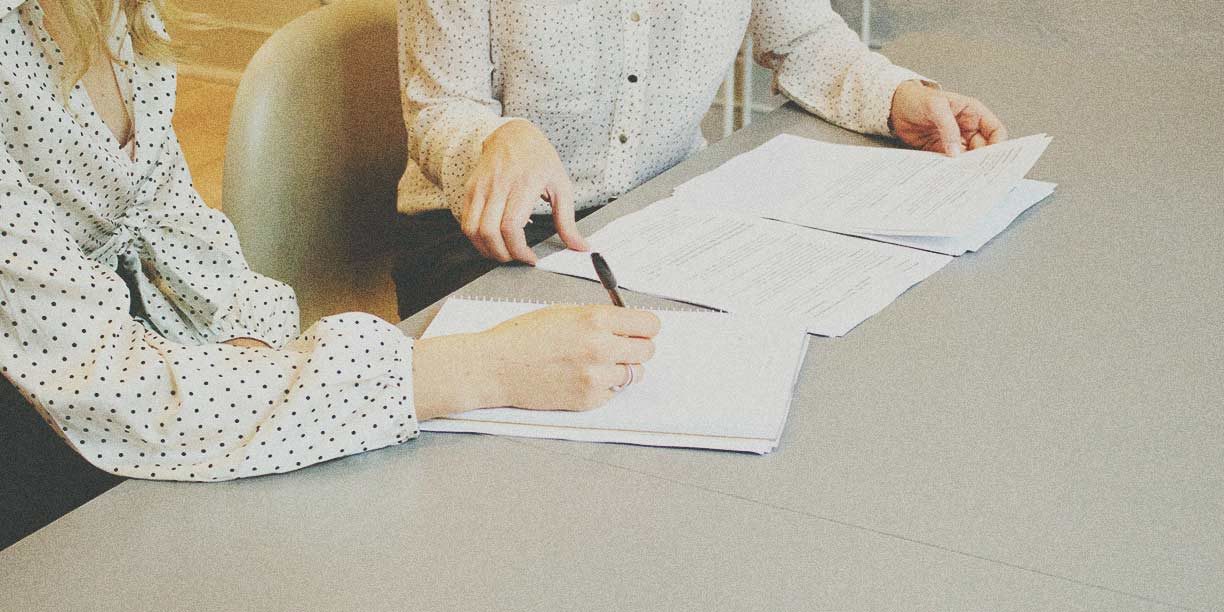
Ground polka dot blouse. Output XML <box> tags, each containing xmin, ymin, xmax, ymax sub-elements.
<box><xmin>396</xmin><ymin>0</ymin><xmax>928</xmax><ymax>217</ymax></box>
<box><xmin>0</xmin><ymin>0</ymin><xmax>419</xmax><ymax>482</ymax></box>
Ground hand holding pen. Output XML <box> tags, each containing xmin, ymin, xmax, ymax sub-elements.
<box><xmin>592</xmin><ymin>252</ymin><xmax>645</xmax><ymax>391</ymax></box>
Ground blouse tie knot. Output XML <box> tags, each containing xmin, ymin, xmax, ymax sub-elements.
<box><xmin>90</xmin><ymin>207</ymin><xmax>151</xmax><ymax>266</ymax></box>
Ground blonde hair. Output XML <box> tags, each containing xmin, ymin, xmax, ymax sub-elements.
<box><xmin>55</xmin><ymin>0</ymin><xmax>177</xmax><ymax>88</ymax></box>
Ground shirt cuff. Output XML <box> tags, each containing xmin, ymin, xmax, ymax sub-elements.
<box><xmin>388</xmin><ymin>328</ymin><xmax>421</xmax><ymax>439</ymax></box>
<box><xmin>311</xmin><ymin>313</ymin><xmax>421</xmax><ymax>441</ymax></box>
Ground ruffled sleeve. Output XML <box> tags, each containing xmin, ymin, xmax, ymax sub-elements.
<box><xmin>1</xmin><ymin>141</ymin><xmax>421</xmax><ymax>482</ymax></box>
<box><xmin>109</xmin><ymin>132</ymin><xmax>301</xmax><ymax>348</ymax></box>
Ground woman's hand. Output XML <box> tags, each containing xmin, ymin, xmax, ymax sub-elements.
<box><xmin>412</xmin><ymin>305</ymin><xmax>661</xmax><ymax>420</ymax></box>
<box><xmin>460</xmin><ymin>120</ymin><xmax>590</xmax><ymax>265</ymax></box>
<box><xmin>889</xmin><ymin>80</ymin><xmax>1008</xmax><ymax>156</ymax></box>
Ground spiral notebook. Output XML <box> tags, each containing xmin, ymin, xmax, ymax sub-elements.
<box><xmin>419</xmin><ymin>297</ymin><xmax>811</xmax><ymax>454</ymax></box>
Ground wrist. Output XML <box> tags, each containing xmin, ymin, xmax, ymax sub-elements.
<box><xmin>888</xmin><ymin>80</ymin><xmax>925</xmax><ymax>134</ymax></box>
<box><xmin>890</xmin><ymin>80</ymin><xmax>943</xmax><ymax>130</ymax></box>
<box><xmin>483</xmin><ymin>118</ymin><xmax>537</xmax><ymax>152</ymax></box>
<box><xmin>412</xmin><ymin>333</ymin><xmax>505</xmax><ymax>420</ymax></box>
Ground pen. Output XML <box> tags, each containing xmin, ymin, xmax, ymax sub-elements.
<box><xmin>590</xmin><ymin>252</ymin><xmax>625</xmax><ymax>307</ymax></box>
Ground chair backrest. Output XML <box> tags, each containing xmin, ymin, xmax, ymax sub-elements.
<box><xmin>223</xmin><ymin>0</ymin><xmax>405</xmax><ymax>326</ymax></box>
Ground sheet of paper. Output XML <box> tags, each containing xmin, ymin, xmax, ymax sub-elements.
<box><xmin>537</xmin><ymin>201</ymin><xmax>951</xmax><ymax>336</ymax></box>
<box><xmin>673</xmin><ymin>133</ymin><xmax>1052</xmax><ymax>238</ymax></box>
<box><xmin>853</xmin><ymin>179</ymin><xmax>1057</xmax><ymax>255</ymax></box>
<box><xmin>419</xmin><ymin>298</ymin><xmax>811</xmax><ymax>454</ymax></box>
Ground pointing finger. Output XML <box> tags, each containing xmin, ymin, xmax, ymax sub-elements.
<box><xmin>502</xmin><ymin>184</ymin><xmax>539</xmax><ymax>264</ymax></box>
<box><xmin>550</xmin><ymin>178</ymin><xmax>590</xmax><ymax>252</ymax></box>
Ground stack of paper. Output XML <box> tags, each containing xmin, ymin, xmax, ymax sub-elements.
<box><xmin>538</xmin><ymin>200</ymin><xmax>952</xmax><ymax>337</ymax></box>
<box><xmin>672</xmin><ymin>133</ymin><xmax>1054</xmax><ymax>255</ymax></box>
<box><xmin>420</xmin><ymin>298</ymin><xmax>810</xmax><ymax>454</ymax></box>
<box><xmin>848</xmin><ymin>178</ymin><xmax>1055</xmax><ymax>254</ymax></box>
<box><xmin>537</xmin><ymin>134</ymin><xmax>1055</xmax><ymax>336</ymax></box>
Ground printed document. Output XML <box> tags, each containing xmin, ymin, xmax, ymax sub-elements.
<box><xmin>673</xmin><ymin>133</ymin><xmax>1052</xmax><ymax>240</ymax></box>
<box><xmin>537</xmin><ymin>201</ymin><xmax>952</xmax><ymax>336</ymax></box>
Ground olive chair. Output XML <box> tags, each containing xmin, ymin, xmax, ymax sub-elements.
<box><xmin>223</xmin><ymin>0</ymin><xmax>404</xmax><ymax>327</ymax></box>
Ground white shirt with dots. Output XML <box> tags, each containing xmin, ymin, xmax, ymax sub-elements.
<box><xmin>0</xmin><ymin>0</ymin><xmax>419</xmax><ymax>481</ymax></box>
<box><xmin>396</xmin><ymin>0</ymin><xmax>929</xmax><ymax>217</ymax></box>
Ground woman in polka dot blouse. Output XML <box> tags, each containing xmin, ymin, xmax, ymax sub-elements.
<box><xmin>392</xmin><ymin>0</ymin><xmax>1009</xmax><ymax>317</ymax></box>
<box><xmin>0</xmin><ymin>0</ymin><xmax>660</xmax><ymax>481</ymax></box>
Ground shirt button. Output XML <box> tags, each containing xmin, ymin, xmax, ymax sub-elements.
<box><xmin>627</xmin><ymin>74</ymin><xmax>638</xmax><ymax>83</ymax></box>
<box><xmin>618</xmin><ymin>134</ymin><xmax>629</xmax><ymax>144</ymax></box>
<box><xmin>629</xmin><ymin>11</ymin><xmax>641</xmax><ymax>22</ymax></box>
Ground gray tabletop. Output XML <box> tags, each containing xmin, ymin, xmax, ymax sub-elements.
<box><xmin>2</xmin><ymin>35</ymin><xmax>1219</xmax><ymax>612</ymax></box>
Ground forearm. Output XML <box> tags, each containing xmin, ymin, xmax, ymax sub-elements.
<box><xmin>400</xmin><ymin>0</ymin><xmax>517</xmax><ymax>211</ymax></box>
<box><xmin>8</xmin><ymin>314</ymin><xmax>418</xmax><ymax>482</ymax></box>
<box><xmin>779</xmin><ymin>34</ymin><xmax>924</xmax><ymax>136</ymax></box>
<box><xmin>1</xmin><ymin>148</ymin><xmax>418</xmax><ymax>482</ymax></box>
<box><xmin>751</xmin><ymin>2</ymin><xmax>926</xmax><ymax>136</ymax></box>
<box><xmin>405</xmin><ymin>98</ymin><xmax>527</xmax><ymax>219</ymax></box>
<box><xmin>146</xmin><ymin>145</ymin><xmax>302</xmax><ymax>349</ymax></box>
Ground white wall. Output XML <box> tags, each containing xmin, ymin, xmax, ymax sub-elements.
<box><xmin>833</xmin><ymin>0</ymin><xmax>1223</xmax><ymax>64</ymax></box>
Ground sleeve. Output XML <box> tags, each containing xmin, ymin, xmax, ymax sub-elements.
<box><xmin>130</xmin><ymin>134</ymin><xmax>301</xmax><ymax>349</ymax></box>
<box><xmin>397</xmin><ymin>0</ymin><xmax>519</xmax><ymax>218</ymax></box>
<box><xmin>748</xmin><ymin>0</ymin><xmax>933</xmax><ymax>137</ymax></box>
<box><xmin>0</xmin><ymin>149</ymin><xmax>421</xmax><ymax>482</ymax></box>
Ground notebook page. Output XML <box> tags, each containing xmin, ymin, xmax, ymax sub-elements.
<box><xmin>419</xmin><ymin>298</ymin><xmax>809</xmax><ymax>452</ymax></box>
